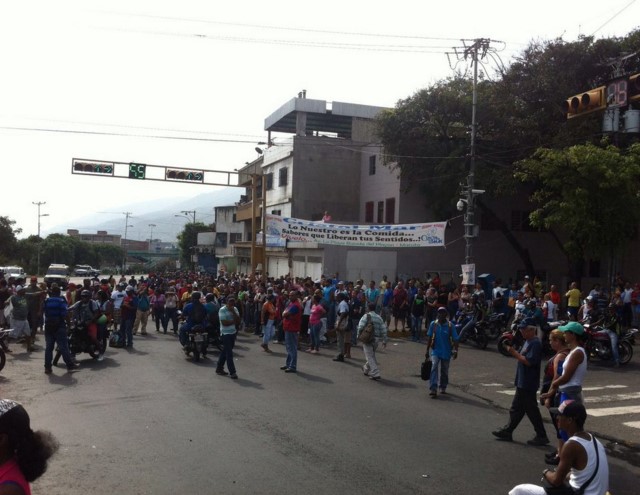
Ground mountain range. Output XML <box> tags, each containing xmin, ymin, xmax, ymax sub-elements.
<box><xmin>43</xmin><ymin>188</ymin><xmax>242</xmax><ymax>243</ymax></box>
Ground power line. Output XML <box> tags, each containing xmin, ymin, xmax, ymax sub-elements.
<box><xmin>95</xmin><ymin>10</ymin><xmax>465</xmax><ymax>43</ymax></box>
<box><xmin>591</xmin><ymin>0</ymin><xmax>637</xmax><ymax>35</ymax></box>
<box><xmin>0</xmin><ymin>125</ymin><xmax>263</xmax><ymax>144</ymax></box>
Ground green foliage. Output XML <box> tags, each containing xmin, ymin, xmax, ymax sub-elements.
<box><xmin>0</xmin><ymin>216</ymin><xmax>21</xmax><ymax>264</ymax></box>
<box><xmin>375</xmin><ymin>30</ymin><xmax>640</xmax><ymax>273</ymax></box>
<box><xmin>515</xmin><ymin>142</ymin><xmax>640</xmax><ymax>260</ymax></box>
<box><xmin>177</xmin><ymin>222</ymin><xmax>210</xmax><ymax>266</ymax></box>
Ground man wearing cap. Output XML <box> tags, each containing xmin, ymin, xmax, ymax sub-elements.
<box><xmin>509</xmin><ymin>400</ymin><xmax>609</xmax><ymax>495</ymax></box>
<box><xmin>425</xmin><ymin>307</ymin><xmax>459</xmax><ymax>397</ymax></box>
<box><xmin>493</xmin><ymin>317</ymin><xmax>550</xmax><ymax>445</ymax></box>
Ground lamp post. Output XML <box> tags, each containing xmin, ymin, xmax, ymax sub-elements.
<box><xmin>457</xmin><ymin>189</ymin><xmax>485</xmax><ymax>264</ymax></box>
<box><xmin>175</xmin><ymin>211</ymin><xmax>196</xmax><ymax>271</ymax></box>
<box><xmin>33</xmin><ymin>201</ymin><xmax>48</xmax><ymax>275</ymax></box>
<box><xmin>148</xmin><ymin>224</ymin><xmax>156</xmax><ymax>252</ymax></box>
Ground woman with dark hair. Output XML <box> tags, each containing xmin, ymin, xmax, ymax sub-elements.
<box><xmin>0</xmin><ymin>399</ymin><xmax>59</xmax><ymax>494</ymax></box>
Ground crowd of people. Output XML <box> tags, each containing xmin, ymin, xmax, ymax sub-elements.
<box><xmin>0</xmin><ymin>269</ymin><xmax>633</xmax><ymax>493</ymax></box>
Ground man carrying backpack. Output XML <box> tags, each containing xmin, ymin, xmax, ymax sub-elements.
<box><xmin>357</xmin><ymin>302</ymin><xmax>388</xmax><ymax>381</ymax></box>
<box><xmin>426</xmin><ymin>307</ymin><xmax>459</xmax><ymax>398</ymax></box>
<box><xmin>179</xmin><ymin>292</ymin><xmax>207</xmax><ymax>348</ymax></box>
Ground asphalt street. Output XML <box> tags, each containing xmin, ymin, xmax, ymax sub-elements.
<box><xmin>1</xmin><ymin>324</ymin><xmax>639</xmax><ymax>495</ymax></box>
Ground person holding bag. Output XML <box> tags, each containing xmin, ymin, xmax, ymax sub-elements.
<box><xmin>425</xmin><ymin>307</ymin><xmax>459</xmax><ymax>398</ymax></box>
<box><xmin>357</xmin><ymin>303</ymin><xmax>388</xmax><ymax>380</ymax></box>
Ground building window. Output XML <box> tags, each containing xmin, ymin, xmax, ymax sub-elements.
<box><xmin>214</xmin><ymin>233</ymin><xmax>228</xmax><ymax>248</ymax></box>
<box><xmin>377</xmin><ymin>201</ymin><xmax>384</xmax><ymax>223</ymax></box>
<box><xmin>510</xmin><ymin>210</ymin><xmax>541</xmax><ymax>232</ymax></box>
<box><xmin>385</xmin><ymin>197</ymin><xmax>395</xmax><ymax>224</ymax></box>
<box><xmin>232</xmin><ymin>213</ymin><xmax>237</xmax><ymax>223</ymax></box>
<box><xmin>266</xmin><ymin>173</ymin><xmax>273</xmax><ymax>190</ymax></box>
<box><xmin>271</xmin><ymin>209</ymin><xmax>282</xmax><ymax>216</ymax></box>
<box><xmin>279</xmin><ymin>168</ymin><xmax>288</xmax><ymax>187</ymax></box>
<box><xmin>369</xmin><ymin>155</ymin><xmax>376</xmax><ymax>175</ymax></box>
<box><xmin>230</xmin><ymin>233</ymin><xmax>242</xmax><ymax>243</ymax></box>
<box><xmin>365</xmin><ymin>201</ymin><xmax>374</xmax><ymax>222</ymax></box>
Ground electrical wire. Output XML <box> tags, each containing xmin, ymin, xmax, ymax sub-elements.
<box><xmin>94</xmin><ymin>10</ymin><xmax>467</xmax><ymax>43</ymax></box>
<box><xmin>100</xmin><ymin>27</ymin><xmax>451</xmax><ymax>54</ymax></box>
<box><xmin>591</xmin><ymin>0</ymin><xmax>637</xmax><ymax>35</ymax></box>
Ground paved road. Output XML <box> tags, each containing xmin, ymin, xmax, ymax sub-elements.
<box><xmin>1</xmin><ymin>326</ymin><xmax>639</xmax><ymax>495</ymax></box>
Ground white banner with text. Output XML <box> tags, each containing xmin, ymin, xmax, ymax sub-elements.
<box><xmin>266</xmin><ymin>215</ymin><xmax>446</xmax><ymax>248</ymax></box>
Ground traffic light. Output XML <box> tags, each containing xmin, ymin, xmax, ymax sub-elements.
<box><xmin>72</xmin><ymin>160</ymin><xmax>114</xmax><ymax>175</ymax></box>
<box><xmin>128</xmin><ymin>162</ymin><xmax>146</xmax><ymax>180</ymax></box>
<box><xmin>629</xmin><ymin>74</ymin><xmax>640</xmax><ymax>104</ymax></box>
<box><xmin>563</xmin><ymin>86</ymin><xmax>605</xmax><ymax>119</ymax></box>
<box><xmin>165</xmin><ymin>169</ymin><xmax>204</xmax><ymax>182</ymax></box>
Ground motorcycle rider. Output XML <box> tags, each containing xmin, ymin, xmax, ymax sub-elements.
<box><xmin>179</xmin><ymin>291</ymin><xmax>206</xmax><ymax>349</ymax></box>
<box><xmin>69</xmin><ymin>290</ymin><xmax>103</xmax><ymax>353</ymax></box>
<box><xmin>459</xmin><ymin>293</ymin><xmax>485</xmax><ymax>341</ymax></box>
<box><xmin>601</xmin><ymin>304</ymin><xmax>622</xmax><ymax>367</ymax></box>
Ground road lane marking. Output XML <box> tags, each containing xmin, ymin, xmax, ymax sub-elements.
<box><xmin>584</xmin><ymin>392</ymin><xmax>640</xmax><ymax>403</ymax></box>
<box><xmin>623</xmin><ymin>421</ymin><xmax>640</xmax><ymax>429</ymax></box>
<box><xmin>588</xmin><ymin>406</ymin><xmax>640</xmax><ymax>417</ymax></box>
<box><xmin>583</xmin><ymin>385</ymin><xmax>627</xmax><ymax>391</ymax></box>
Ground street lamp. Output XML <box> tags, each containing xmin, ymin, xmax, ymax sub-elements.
<box><xmin>33</xmin><ymin>201</ymin><xmax>48</xmax><ymax>275</ymax></box>
<box><xmin>148</xmin><ymin>223</ymin><xmax>156</xmax><ymax>252</ymax></box>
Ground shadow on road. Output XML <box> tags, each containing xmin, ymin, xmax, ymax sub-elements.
<box><xmin>294</xmin><ymin>371</ymin><xmax>334</xmax><ymax>384</ymax></box>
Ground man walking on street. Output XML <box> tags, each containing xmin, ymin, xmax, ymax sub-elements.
<box><xmin>426</xmin><ymin>307</ymin><xmax>459</xmax><ymax>398</ymax></box>
<box><xmin>493</xmin><ymin>317</ymin><xmax>550</xmax><ymax>445</ymax></box>
<box><xmin>281</xmin><ymin>290</ymin><xmax>302</xmax><ymax>373</ymax></box>
<box><xmin>358</xmin><ymin>302</ymin><xmax>388</xmax><ymax>380</ymax></box>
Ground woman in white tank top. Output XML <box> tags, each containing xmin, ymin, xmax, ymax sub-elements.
<box><xmin>544</xmin><ymin>322</ymin><xmax>588</xmax><ymax>404</ymax></box>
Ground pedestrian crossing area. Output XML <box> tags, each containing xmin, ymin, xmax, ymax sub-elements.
<box><xmin>480</xmin><ymin>382</ymin><xmax>640</xmax><ymax>431</ymax></box>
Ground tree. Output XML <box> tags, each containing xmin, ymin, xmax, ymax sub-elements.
<box><xmin>515</xmin><ymin>142</ymin><xmax>640</xmax><ymax>278</ymax></box>
<box><xmin>177</xmin><ymin>222</ymin><xmax>210</xmax><ymax>268</ymax></box>
<box><xmin>0</xmin><ymin>216</ymin><xmax>21</xmax><ymax>264</ymax></box>
<box><xmin>375</xmin><ymin>31</ymin><xmax>640</xmax><ymax>276</ymax></box>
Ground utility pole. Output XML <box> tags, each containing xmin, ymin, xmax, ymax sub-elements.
<box><xmin>180</xmin><ymin>210</ymin><xmax>196</xmax><ymax>223</ymax></box>
<box><xmin>148</xmin><ymin>224</ymin><xmax>156</xmax><ymax>252</ymax></box>
<box><xmin>122</xmin><ymin>212</ymin><xmax>133</xmax><ymax>273</ymax></box>
<box><xmin>450</xmin><ymin>38</ymin><xmax>493</xmax><ymax>265</ymax></box>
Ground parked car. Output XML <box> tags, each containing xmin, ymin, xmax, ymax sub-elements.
<box><xmin>74</xmin><ymin>265</ymin><xmax>100</xmax><ymax>277</ymax></box>
<box><xmin>44</xmin><ymin>264</ymin><xmax>70</xmax><ymax>289</ymax></box>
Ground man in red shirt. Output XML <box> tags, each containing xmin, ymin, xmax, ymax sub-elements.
<box><xmin>281</xmin><ymin>291</ymin><xmax>302</xmax><ymax>373</ymax></box>
<box><xmin>547</xmin><ymin>285</ymin><xmax>561</xmax><ymax>306</ymax></box>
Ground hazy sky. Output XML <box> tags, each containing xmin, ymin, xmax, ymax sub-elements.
<box><xmin>1</xmin><ymin>0</ymin><xmax>638</xmax><ymax>241</ymax></box>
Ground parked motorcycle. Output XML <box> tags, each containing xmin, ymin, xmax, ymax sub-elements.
<box><xmin>584</xmin><ymin>324</ymin><xmax>637</xmax><ymax>365</ymax></box>
<box><xmin>482</xmin><ymin>312</ymin><xmax>508</xmax><ymax>341</ymax></box>
<box><xmin>455</xmin><ymin>310</ymin><xmax>488</xmax><ymax>349</ymax></box>
<box><xmin>497</xmin><ymin>319</ymin><xmax>562</xmax><ymax>357</ymax></box>
<box><xmin>53</xmin><ymin>319</ymin><xmax>102</xmax><ymax>365</ymax></box>
<box><xmin>183</xmin><ymin>324</ymin><xmax>209</xmax><ymax>362</ymax></box>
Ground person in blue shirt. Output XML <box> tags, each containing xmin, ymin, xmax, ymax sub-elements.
<box><xmin>426</xmin><ymin>307</ymin><xmax>459</xmax><ymax>398</ymax></box>
<box><xmin>43</xmin><ymin>284</ymin><xmax>77</xmax><ymax>373</ymax></box>
<box><xmin>492</xmin><ymin>317</ymin><xmax>550</xmax><ymax>446</ymax></box>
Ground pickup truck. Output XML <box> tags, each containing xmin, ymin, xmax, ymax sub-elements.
<box><xmin>74</xmin><ymin>265</ymin><xmax>100</xmax><ymax>277</ymax></box>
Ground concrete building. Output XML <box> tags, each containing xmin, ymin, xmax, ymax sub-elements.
<box><xmin>67</xmin><ymin>229</ymin><xmax>121</xmax><ymax>246</ymax></box>
<box><xmin>235</xmin><ymin>94</ymin><xmax>640</xmax><ymax>290</ymax></box>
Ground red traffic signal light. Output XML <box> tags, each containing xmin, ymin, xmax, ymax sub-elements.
<box><xmin>72</xmin><ymin>160</ymin><xmax>114</xmax><ymax>175</ymax></box>
<box><xmin>563</xmin><ymin>86</ymin><xmax>605</xmax><ymax>119</ymax></box>
<box><xmin>165</xmin><ymin>169</ymin><xmax>204</xmax><ymax>182</ymax></box>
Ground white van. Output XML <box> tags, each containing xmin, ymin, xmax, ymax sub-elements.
<box><xmin>3</xmin><ymin>266</ymin><xmax>26</xmax><ymax>280</ymax></box>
